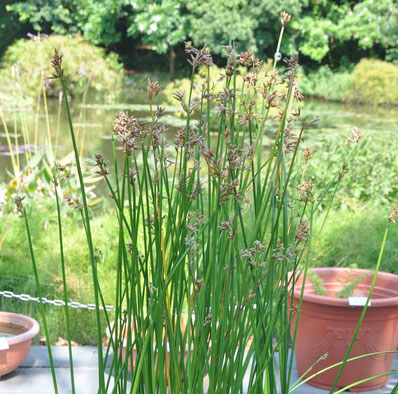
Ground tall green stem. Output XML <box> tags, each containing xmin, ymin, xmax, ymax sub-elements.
<box><xmin>23</xmin><ymin>210</ymin><xmax>58</xmax><ymax>393</ymax></box>
<box><xmin>59</xmin><ymin>78</ymin><xmax>105</xmax><ymax>392</ymax></box>
<box><xmin>53</xmin><ymin>171</ymin><xmax>76</xmax><ymax>393</ymax></box>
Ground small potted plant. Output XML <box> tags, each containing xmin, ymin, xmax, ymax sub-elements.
<box><xmin>291</xmin><ymin>267</ymin><xmax>398</xmax><ymax>392</ymax></box>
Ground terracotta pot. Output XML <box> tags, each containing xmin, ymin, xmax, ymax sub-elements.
<box><xmin>0</xmin><ymin>311</ymin><xmax>40</xmax><ymax>376</ymax></box>
<box><xmin>290</xmin><ymin>268</ymin><xmax>398</xmax><ymax>392</ymax></box>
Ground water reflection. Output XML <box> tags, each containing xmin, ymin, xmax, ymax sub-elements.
<box><xmin>0</xmin><ymin>97</ymin><xmax>397</xmax><ymax>184</ymax></box>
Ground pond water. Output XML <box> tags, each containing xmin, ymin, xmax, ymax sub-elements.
<box><xmin>0</xmin><ymin>93</ymin><xmax>397</xmax><ymax>185</ymax></box>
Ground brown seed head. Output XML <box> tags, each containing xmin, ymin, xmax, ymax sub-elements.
<box><xmin>55</xmin><ymin>162</ymin><xmax>67</xmax><ymax>172</ymax></box>
<box><xmin>94</xmin><ymin>154</ymin><xmax>109</xmax><ymax>177</ymax></box>
<box><xmin>390</xmin><ymin>203</ymin><xmax>398</xmax><ymax>223</ymax></box>
<box><xmin>296</xmin><ymin>220</ymin><xmax>310</xmax><ymax>243</ymax></box>
<box><xmin>347</xmin><ymin>126</ymin><xmax>362</xmax><ymax>144</ymax></box>
<box><xmin>14</xmin><ymin>196</ymin><xmax>25</xmax><ymax>218</ymax></box>
<box><xmin>281</xmin><ymin>11</ymin><xmax>291</xmax><ymax>27</ymax></box>
<box><xmin>50</xmin><ymin>49</ymin><xmax>64</xmax><ymax>79</ymax></box>
<box><xmin>303</xmin><ymin>146</ymin><xmax>313</xmax><ymax>161</ymax></box>
<box><xmin>237</xmin><ymin>51</ymin><xmax>253</xmax><ymax>67</ymax></box>
<box><xmin>296</xmin><ymin>181</ymin><xmax>313</xmax><ymax>202</ymax></box>
<box><xmin>185</xmin><ymin>44</ymin><xmax>213</xmax><ymax>69</ymax></box>
<box><xmin>147</xmin><ymin>79</ymin><xmax>161</xmax><ymax>101</ymax></box>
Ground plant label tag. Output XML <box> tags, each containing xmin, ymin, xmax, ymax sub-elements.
<box><xmin>0</xmin><ymin>337</ymin><xmax>9</xmax><ymax>350</ymax></box>
<box><xmin>348</xmin><ymin>297</ymin><xmax>370</xmax><ymax>307</ymax></box>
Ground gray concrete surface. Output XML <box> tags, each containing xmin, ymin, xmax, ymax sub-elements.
<box><xmin>0</xmin><ymin>346</ymin><xmax>397</xmax><ymax>393</ymax></box>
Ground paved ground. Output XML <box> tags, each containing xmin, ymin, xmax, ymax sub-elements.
<box><xmin>0</xmin><ymin>346</ymin><xmax>397</xmax><ymax>393</ymax></box>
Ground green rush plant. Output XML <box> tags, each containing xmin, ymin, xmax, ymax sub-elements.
<box><xmin>15</xmin><ymin>11</ymin><xmax>393</xmax><ymax>394</ymax></box>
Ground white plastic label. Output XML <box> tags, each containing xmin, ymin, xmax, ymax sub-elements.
<box><xmin>0</xmin><ymin>337</ymin><xmax>9</xmax><ymax>350</ymax></box>
<box><xmin>348</xmin><ymin>297</ymin><xmax>371</xmax><ymax>307</ymax></box>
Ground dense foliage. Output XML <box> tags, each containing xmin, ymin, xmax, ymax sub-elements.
<box><xmin>346</xmin><ymin>58</ymin><xmax>398</xmax><ymax>104</ymax></box>
<box><xmin>304</xmin><ymin>127</ymin><xmax>398</xmax><ymax>206</ymax></box>
<box><xmin>299</xmin><ymin>66</ymin><xmax>353</xmax><ymax>102</ymax></box>
<box><xmin>299</xmin><ymin>59</ymin><xmax>398</xmax><ymax>104</ymax></box>
<box><xmin>292</xmin><ymin>0</ymin><xmax>398</xmax><ymax>64</ymax></box>
<box><xmin>3</xmin><ymin>0</ymin><xmax>398</xmax><ymax>70</ymax></box>
<box><xmin>0</xmin><ymin>34</ymin><xmax>123</xmax><ymax>100</ymax></box>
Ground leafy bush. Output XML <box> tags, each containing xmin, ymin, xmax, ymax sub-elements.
<box><xmin>345</xmin><ymin>58</ymin><xmax>398</xmax><ymax>105</ymax></box>
<box><xmin>299</xmin><ymin>66</ymin><xmax>353</xmax><ymax>102</ymax></box>
<box><xmin>0</xmin><ymin>34</ymin><xmax>123</xmax><ymax>100</ymax></box>
<box><xmin>312</xmin><ymin>207</ymin><xmax>398</xmax><ymax>274</ymax></box>
<box><xmin>303</xmin><ymin>128</ymin><xmax>398</xmax><ymax>206</ymax></box>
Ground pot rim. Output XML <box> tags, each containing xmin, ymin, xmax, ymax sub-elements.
<box><xmin>0</xmin><ymin>311</ymin><xmax>40</xmax><ymax>346</ymax></box>
<box><xmin>292</xmin><ymin>267</ymin><xmax>398</xmax><ymax>308</ymax></box>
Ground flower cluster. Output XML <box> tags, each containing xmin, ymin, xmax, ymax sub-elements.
<box><xmin>219</xmin><ymin>213</ymin><xmax>236</xmax><ymax>240</ymax></box>
<box><xmin>50</xmin><ymin>49</ymin><xmax>64</xmax><ymax>79</ymax></box>
<box><xmin>296</xmin><ymin>181</ymin><xmax>313</xmax><ymax>203</ymax></box>
<box><xmin>94</xmin><ymin>154</ymin><xmax>109</xmax><ymax>177</ymax></box>
<box><xmin>389</xmin><ymin>203</ymin><xmax>398</xmax><ymax>223</ymax></box>
<box><xmin>281</xmin><ymin>11</ymin><xmax>291</xmax><ymax>27</ymax></box>
<box><xmin>347</xmin><ymin>126</ymin><xmax>362</xmax><ymax>144</ymax></box>
<box><xmin>14</xmin><ymin>196</ymin><xmax>25</xmax><ymax>218</ymax></box>
<box><xmin>296</xmin><ymin>220</ymin><xmax>311</xmax><ymax>243</ymax></box>
<box><xmin>303</xmin><ymin>146</ymin><xmax>314</xmax><ymax>161</ymax></box>
<box><xmin>185</xmin><ymin>43</ymin><xmax>213</xmax><ymax>70</ymax></box>
<box><xmin>240</xmin><ymin>240</ymin><xmax>267</xmax><ymax>268</ymax></box>
<box><xmin>112</xmin><ymin>111</ymin><xmax>145</xmax><ymax>155</ymax></box>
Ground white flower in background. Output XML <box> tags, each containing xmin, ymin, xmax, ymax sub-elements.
<box><xmin>153</xmin><ymin>15</ymin><xmax>161</xmax><ymax>22</ymax></box>
<box><xmin>138</xmin><ymin>23</ymin><xmax>145</xmax><ymax>32</ymax></box>
<box><xmin>150</xmin><ymin>23</ymin><xmax>158</xmax><ymax>32</ymax></box>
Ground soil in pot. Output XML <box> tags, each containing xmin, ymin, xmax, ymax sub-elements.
<box><xmin>291</xmin><ymin>268</ymin><xmax>398</xmax><ymax>392</ymax></box>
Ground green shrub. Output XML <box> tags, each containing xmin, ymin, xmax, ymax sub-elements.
<box><xmin>312</xmin><ymin>207</ymin><xmax>398</xmax><ymax>274</ymax></box>
<box><xmin>299</xmin><ymin>66</ymin><xmax>353</xmax><ymax>102</ymax></box>
<box><xmin>303</xmin><ymin>129</ymin><xmax>398</xmax><ymax>206</ymax></box>
<box><xmin>0</xmin><ymin>34</ymin><xmax>123</xmax><ymax>101</ymax></box>
<box><xmin>345</xmin><ymin>58</ymin><xmax>398</xmax><ymax>105</ymax></box>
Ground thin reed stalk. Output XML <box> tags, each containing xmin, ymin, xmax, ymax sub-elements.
<box><xmin>15</xmin><ymin>198</ymin><xmax>58</xmax><ymax>393</ymax></box>
<box><xmin>50</xmin><ymin>49</ymin><xmax>106</xmax><ymax>392</ymax></box>
<box><xmin>53</xmin><ymin>170</ymin><xmax>76</xmax><ymax>393</ymax></box>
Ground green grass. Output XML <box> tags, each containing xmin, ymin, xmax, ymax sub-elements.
<box><xmin>312</xmin><ymin>205</ymin><xmax>398</xmax><ymax>274</ymax></box>
<box><xmin>0</xmin><ymin>205</ymin><xmax>119</xmax><ymax>344</ymax></box>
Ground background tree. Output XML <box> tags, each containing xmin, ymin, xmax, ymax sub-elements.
<box><xmin>0</xmin><ymin>0</ymin><xmax>31</xmax><ymax>58</ymax></box>
<box><xmin>126</xmin><ymin>0</ymin><xmax>188</xmax><ymax>75</ymax></box>
<box><xmin>184</xmin><ymin>0</ymin><xmax>256</xmax><ymax>55</ymax></box>
<box><xmin>4</xmin><ymin>0</ymin><xmax>398</xmax><ymax>71</ymax></box>
<box><xmin>184</xmin><ymin>0</ymin><xmax>307</xmax><ymax>57</ymax></box>
<box><xmin>292</xmin><ymin>0</ymin><xmax>398</xmax><ymax>67</ymax></box>
<box><xmin>6</xmin><ymin>0</ymin><xmax>125</xmax><ymax>46</ymax></box>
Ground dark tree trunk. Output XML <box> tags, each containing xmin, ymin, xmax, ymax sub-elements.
<box><xmin>169</xmin><ymin>46</ymin><xmax>176</xmax><ymax>76</ymax></box>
